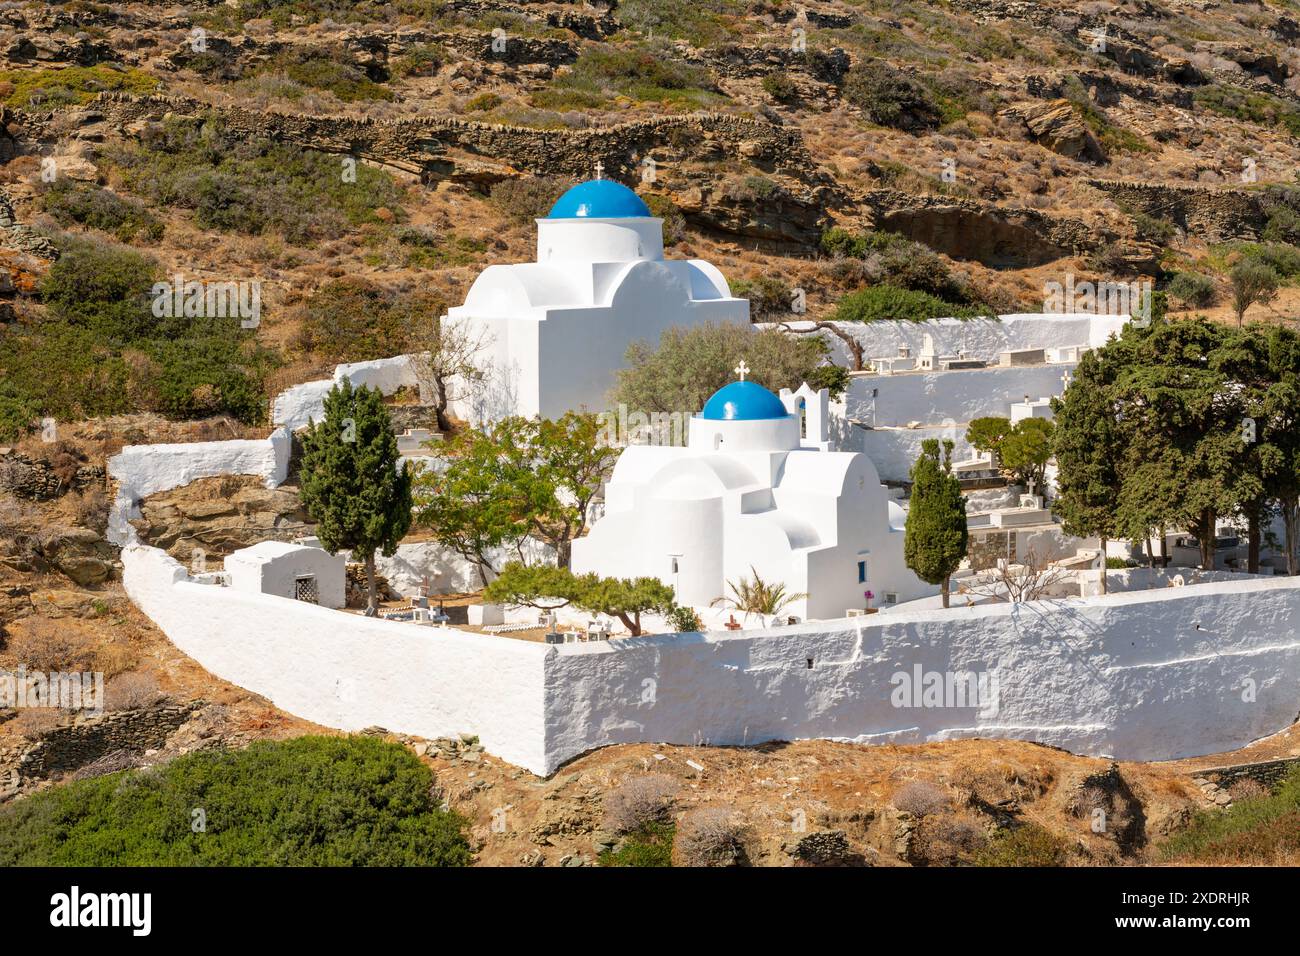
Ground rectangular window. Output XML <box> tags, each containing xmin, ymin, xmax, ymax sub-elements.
<box><xmin>670</xmin><ymin>556</ymin><xmax>679</xmax><ymax>574</ymax></box>
<box><xmin>857</xmin><ymin>560</ymin><xmax>867</xmax><ymax>583</ymax></box>
<box><xmin>884</xmin><ymin>592</ymin><xmax>899</xmax><ymax>606</ymax></box>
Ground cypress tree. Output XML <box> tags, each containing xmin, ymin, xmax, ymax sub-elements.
<box><xmin>299</xmin><ymin>380</ymin><xmax>413</xmax><ymax>616</ymax></box>
<box><xmin>904</xmin><ymin>438</ymin><xmax>968</xmax><ymax>608</ymax></box>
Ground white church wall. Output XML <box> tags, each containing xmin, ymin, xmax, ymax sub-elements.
<box><xmin>122</xmin><ymin>544</ymin><xmax>551</xmax><ymax>773</ymax></box>
<box><xmin>846</xmin><ymin>363</ymin><xmax>1076</xmax><ymax>429</ymax></box>
<box><xmin>125</xmin><ymin>541</ymin><xmax>1300</xmax><ymax>776</ymax></box>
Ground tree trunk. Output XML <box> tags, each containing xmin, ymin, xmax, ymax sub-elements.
<box><xmin>556</xmin><ymin>538</ymin><xmax>572</xmax><ymax>570</ymax></box>
<box><xmin>1198</xmin><ymin>509</ymin><xmax>1216</xmax><ymax>571</ymax></box>
<box><xmin>433</xmin><ymin>375</ymin><xmax>452</xmax><ymax>433</ymax></box>
<box><xmin>1247</xmin><ymin>501</ymin><xmax>1262</xmax><ymax>574</ymax></box>
<box><xmin>1283</xmin><ymin>499</ymin><xmax>1299</xmax><ymax>575</ymax></box>
<box><xmin>614</xmin><ymin>611</ymin><xmax>640</xmax><ymax>636</ymax></box>
<box><xmin>364</xmin><ymin>552</ymin><xmax>379</xmax><ymax>617</ymax></box>
<box><xmin>1158</xmin><ymin>526</ymin><xmax>1168</xmax><ymax>568</ymax></box>
<box><xmin>1099</xmin><ymin>535</ymin><xmax>1108</xmax><ymax>595</ymax></box>
<box><xmin>941</xmin><ymin>575</ymin><xmax>950</xmax><ymax>609</ymax></box>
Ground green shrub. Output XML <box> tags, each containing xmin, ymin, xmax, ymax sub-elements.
<box><xmin>834</xmin><ymin>285</ymin><xmax>990</xmax><ymax>323</ymax></box>
<box><xmin>107</xmin><ymin>116</ymin><xmax>408</xmax><ymax>244</ymax></box>
<box><xmin>1165</xmin><ymin>271</ymin><xmax>1217</xmax><ymax>308</ymax></box>
<box><xmin>0</xmin><ymin>65</ymin><xmax>159</xmax><ymax>109</ymax></box>
<box><xmin>464</xmin><ymin>92</ymin><xmax>502</xmax><ymax>111</ymax></box>
<box><xmin>1262</xmin><ymin>207</ymin><xmax>1300</xmax><ymax>246</ymax></box>
<box><xmin>392</xmin><ymin>44</ymin><xmax>442</xmax><ymax>78</ymax></box>
<box><xmin>257</xmin><ymin>47</ymin><xmax>394</xmax><ymax>101</ymax></box>
<box><xmin>1160</xmin><ymin>766</ymin><xmax>1300</xmax><ymax>864</ymax></box>
<box><xmin>975</xmin><ymin>823</ymin><xmax>1068</xmax><ymax>866</ymax></box>
<box><xmin>0</xmin><ymin>735</ymin><xmax>472</xmax><ymax>866</ymax></box>
<box><xmin>0</xmin><ymin>381</ymin><xmax>41</xmax><ymax>442</ymax></box>
<box><xmin>761</xmin><ymin>71</ymin><xmax>799</xmax><ymax>103</ymax></box>
<box><xmin>41</xmin><ymin>236</ymin><xmax>160</xmax><ymax>341</ymax></box>
<box><xmin>536</xmin><ymin>44</ymin><xmax>720</xmax><ymax>110</ymax></box>
<box><xmin>38</xmin><ymin>180</ymin><xmax>164</xmax><ymax>243</ymax></box>
<box><xmin>842</xmin><ymin>60</ymin><xmax>940</xmax><ymax>131</ymax></box>
<box><xmin>294</xmin><ymin>277</ymin><xmax>438</xmax><ymax>363</ymax></box>
<box><xmin>599</xmin><ymin>821</ymin><xmax>675</xmax><ymax>867</ymax></box>
<box><xmin>643</xmin><ymin>193</ymin><xmax>687</xmax><ymax>245</ymax></box>
<box><xmin>1195</xmin><ymin>83</ymin><xmax>1300</xmax><ymax>138</ymax></box>
<box><xmin>731</xmin><ymin>275</ymin><xmax>793</xmax><ymax>321</ymax></box>
<box><xmin>821</xmin><ymin>229</ymin><xmax>968</xmax><ymax>301</ymax></box>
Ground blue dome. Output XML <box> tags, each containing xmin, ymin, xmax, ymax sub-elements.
<box><xmin>547</xmin><ymin>179</ymin><xmax>652</xmax><ymax>219</ymax></box>
<box><xmin>700</xmin><ymin>381</ymin><xmax>790</xmax><ymax>421</ymax></box>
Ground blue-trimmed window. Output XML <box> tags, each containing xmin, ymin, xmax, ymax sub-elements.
<box><xmin>857</xmin><ymin>560</ymin><xmax>867</xmax><ymax>583</ymax></box>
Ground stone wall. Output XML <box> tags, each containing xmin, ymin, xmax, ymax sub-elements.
<box><xmin>0</xmin><ymin>451</ymin><xmax>105</xmax><ymax>500</ymax></box>
<box><xmin>1089</xmin><ymin>180</ymin><xmax>1266</xmax><ymax>243</ymax></box>
<box><xmin>1202</xmin><ymin>756</ymin><xmax>1300</xmax><ymax>790</ymax></box>
<box><xmin>10</xmin><ymin>701</ymin><xmax>202</xmax><ymax>782</ymax></box>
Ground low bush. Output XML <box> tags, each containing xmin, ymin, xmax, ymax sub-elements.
<box><xmin>293</xmin><ymin>278</ymin><xmax>442</xmax><ymax>364</ymax></box>
<box><xmin>1165</xmin><ymin>271</ymin><xmax>1217</xmax><ymax>308</ymax></box>
<box><xmin>0</xmin><ymin>65</ymin><xmax>159</xmax><ymax>109</ymax></box>
<box><xmin>975</xmin><ymin>822</ymin><xmax>1069</xmax><ymax>866</ymax></box>
<box><xmin>761</xmin><ymin>71</ymin><xmax>799</xmax><ymax>103</ymax></box>
<box><xmin>38</xmin><ymin>181</ymin><xmax>164</xmax><ymax>243</ymax></box>
<box><xmin>256</xmin><ymin>47</ymin><xmax>394</xmax><ymax>102</ymax></box>
<box><xmin>892</xmin><ymin>780</ymin><xmax>951</xmax><ymax>818</ymax></box>
<box><xmin>833</xmin><ymin>285</ymin><xmax>990</xmax><ymax>323</ymax></box>
<box><xmin>598</xmin><ymin>821</ymin><xmax>675</xmax><ymax>867</ymax></box>
<box><xmin>0</xmin><ymin>735</ymin><xmax>473</xmax><ymax>866</ymax></box>
<box><xmin>675</xmin><ymin>807</ymin><xmax>751</xmax><ymax>866</ymax></box>
<box><xmin>488</xmin><ymin>175</ymin><xmax>572</xmax><ymax>224</ymax></box>
<box><xmin>536</xmin><ymin>44</ymin><xmax>720</xmax><ymax>110</ymax></box>
<box><xmin>603</xmin><ymin>773</ymin><xmax>679</xmax><ymax>834</ymax></box>
<box><xmin>842</xmin><ymin>59</ymin><xmax>940</xmax><ymax>131</ymax></box>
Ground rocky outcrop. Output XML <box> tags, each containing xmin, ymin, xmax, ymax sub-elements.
<box><xmin>1002</xmin><ymin>99</ymin><xmax>1104</xmax><ymax>162</ymax></box>
<box><xmin>1088</xmin><ymin>180</ymin><xmax>1266</xmax><ymax>243</ymax></box>
<box><xmin>131</xmin><ymin>474</ymin><xmax>314</xmax><ymax>561</ymax></box>
<box><xmin>862</xmin><ymin>189</ymin><xmax>1101</xmax><ymax>267</ymax></box>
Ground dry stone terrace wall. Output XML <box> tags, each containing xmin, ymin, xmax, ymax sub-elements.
<box><xmin>1088</xmin><ymin>180</ymin><xmax>1268</xmax><ymax>243</ymax></box>
<box><xmin>79</xmin><ymin>93</ymin><xmax>820</xmax><ymax>184</ymax></box>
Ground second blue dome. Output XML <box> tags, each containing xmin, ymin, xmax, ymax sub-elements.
<box><xmin>700</xmin><ymin>381</ymin><xmax>790</xmax><ymax>421</ymax></box>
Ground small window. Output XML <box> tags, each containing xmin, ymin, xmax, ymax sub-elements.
<box><xmin>713</xmin><ymin>433</ymin><xmax>723</xmax><ymax>450</ymax></box>
<box><xmin>884</xmin><ymin>592</ymin><xmax>899</xmax><ymax>606</ymax></box>
<box><xmin>857</xmin><ymin>560</ymin><xmax>867</xmax><ymax>583</ymax></box>
<box><xmin>670</xmin><ymin>556</ymin><xmax>679</xmax><ymax>574</ymax></box>
<box><xmin>294</xmin><ymin>575</ymin><xmax>319</xmax><ymax>605</ymax></box>
<box><xmin>806</xmin><ymin>658</ymin><xmax>814</xmax><ymax>669</ymax></box>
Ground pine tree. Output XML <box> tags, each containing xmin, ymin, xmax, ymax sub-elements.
<box><xmin>299</xmin><ymin>380</ymin><xmax>413</xmax><ymax>616</ymax></box>
<box><xmin>904</xmin><ymin>439</ymin><xmax>968</xmax><ymax>608</ymax></box>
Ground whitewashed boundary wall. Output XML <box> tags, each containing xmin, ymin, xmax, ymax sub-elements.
<box><xmin>124</xmin><ymin>544</ymin><xmax>1300</xmax><ymax>775</ymax></box>
<box><xmin>846</xmin><ymin>363</ymin><xmax>1076</xmax><ymax>429</ymax></box>
<box><xmin>765</xmin><ymin>314</ymin><xmax>1128</xmax><ymax>368</ymax></box>
<box><xmin>122</xmin><ymin>545</ymin><xmax>550</xmax><ymax>772</ymax></box>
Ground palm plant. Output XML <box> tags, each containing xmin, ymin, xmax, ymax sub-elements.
<box><xmin>711</xmin><ymin>567</ymin><xmax>808</xmax><ymax>620</ymax></box>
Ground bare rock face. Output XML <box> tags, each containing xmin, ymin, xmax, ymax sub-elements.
<box><xmin>131</xmin><ymin>475</ymin><xmax>314</xmax><ymax>561</ymax></box>
<box><xmin>1003</xmin><ymin>99</ymin><xmax>1104</xmax><ymax>162</ymax></box>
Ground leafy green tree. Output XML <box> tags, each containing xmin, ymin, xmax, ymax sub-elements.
<box><xmin>832</xmin><ymin>285</ymin><xmax>991</xmax><ymax>324</ymax></box>
<box><xmin>904</xmin><ymin>439</ymin><xmax>968</xmax><ymax>608</ymax></box>
<box><xmin>414</xmin><ymin>413</ymin><xmax>616</xmax><ymax>576</ymax></box>
<box><xmin>615</xmin><ymin>323</ymin><xmax>845</xmax><ymax>415</ymax></box>
<box><xmin>966</xmin><ymin>416</ymin><xmax>1012</xmax><ymax>461</ymax></box>
<box><xmin>1052</xmin><ymin>349</ymin><xmax>1124</xmax><ymax>591</ymax></box>
<box><xmin>999</xmin><ymin>418</ymin><xmax>1055</xmax><ymax>492</ymax></box>
<box><xmin>300</xmin><ymin>380</ymin><xmax>413</xmax><ymax>615</ymax></box>
<box><xmin>1229</xmin><ymin>261</ymin><xmax>1278</xmax><ymax>327</ymax></box>
<box><xmin>0</xmin><ymin>736</ymin><xmax>470</xmax><ymax>866</ymax></box>
<box><xmin>484</xmin><ymin>562</ymin><xmax>676</xmax><ymax>636</ymax></box>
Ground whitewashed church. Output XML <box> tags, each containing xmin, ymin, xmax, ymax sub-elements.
<box><xmin>448</xmin><ymin>175</ymin><xmax>750</xmax><ymax>421</ymax></box>
<box><xmin>571</xmin><ymin>369</ymin><xmax>935</xmax><ymax>620</ymax></box>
